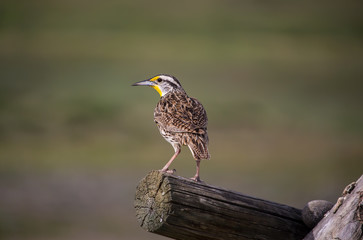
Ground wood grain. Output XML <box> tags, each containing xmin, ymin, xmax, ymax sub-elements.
<box><xmin>303</xmin><ymin>175</ymin><xmax>363</xmax><ymax>240</ymax></box>
<box><xmin>134</xmin><ymin>170</ymin><xmax>309</xmax><ymax>240</ymax></box>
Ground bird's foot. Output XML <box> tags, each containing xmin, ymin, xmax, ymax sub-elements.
<box><xmin>190</xmin><ymin>175</ymin><xmax>202</xmax><ymax>182</ymax></box>
<box><xmin>160</xmin><ymin>168</ymin><xmax>176</xmax><ymax>174</ymax></box>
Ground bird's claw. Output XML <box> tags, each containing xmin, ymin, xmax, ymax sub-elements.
<box><xmin>160</xmin><ymin>168</ymin><xmax>176</xmax><ymax>174</ymax></box>
<box><xmin>190</xmin><ymin>176</ymin><xmax>202</xmax><ymax>182</ymax></box>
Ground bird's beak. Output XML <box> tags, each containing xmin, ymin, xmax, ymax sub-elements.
<box><xmin>132</xmin><ymin>77</ymin><xmax>163</xmax><ymax>97</ymax></box>
<box><xmin>132</xmin><ymin>79</ymin><xmax>155</xmax><ymax>87</ymax></box>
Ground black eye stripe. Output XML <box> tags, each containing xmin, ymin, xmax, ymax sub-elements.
<box><xmin>154</xmin><ymin>75</ymin><xmax>182</xmax><ymax>89</ymax></box>
<box><xmin>168</xmin><ymin>81</ymin><xmax>178</xmax><ymax>89</ymax></box>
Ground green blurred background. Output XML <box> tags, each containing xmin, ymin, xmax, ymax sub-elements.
<box><xmin>1</xmin><ymin>0</ymin><xmax>362</xmax><ymax>239</ymax></box>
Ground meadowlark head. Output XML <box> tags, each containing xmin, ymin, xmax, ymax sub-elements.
<box><xmin>132</xmin><ymin>74</ymin><xmax>184</xmax><ymax>97</ymax></box>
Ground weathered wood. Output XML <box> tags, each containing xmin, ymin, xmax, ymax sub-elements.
<box><xmin>301</xmin><ymin>200</ymin><xmax>334</xmax><ymax>229</ymax></box>
<box><xmin>134</xmin><ymin>170</ymin><xmax>309</xmax><ymax>240</ymax></box>
<box><xmin>303</xmin><ymin>174</ymin><xmax>363</xmax><ymax>240</ymax></box>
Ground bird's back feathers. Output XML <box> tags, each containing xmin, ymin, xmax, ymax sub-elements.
<box><xmin>154</xmin><ymin>90</ymin><xmax>210</xmax><ymax>160</ymax></box>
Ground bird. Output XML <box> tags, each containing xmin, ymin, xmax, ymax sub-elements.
<box><xmin>132</xmin><ymin>74</ymin><xmax>210</xmax><ymax>181</ymax></box>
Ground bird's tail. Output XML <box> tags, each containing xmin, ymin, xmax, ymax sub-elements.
<box><xmin>188</xmin><ymin>134</ymin><xmax>210</xmax><ymax>160</ymax></box>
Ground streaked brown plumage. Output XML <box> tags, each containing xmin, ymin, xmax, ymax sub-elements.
<box><xmin>132</xmin><ymin>74</ymin><xmax>210</xmax><ymax>181</ymax></box>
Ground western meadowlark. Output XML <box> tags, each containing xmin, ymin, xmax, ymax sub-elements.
<box><xmin>132</xmin><ymin>74</ymin><xmax>210</xmax><ymax>181</ymax></box>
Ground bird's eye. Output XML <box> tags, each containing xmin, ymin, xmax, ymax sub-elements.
<box><xmin>157</xmin><ymin>78</ymin><xmax>162</xmax><ymax>83</ymax></box>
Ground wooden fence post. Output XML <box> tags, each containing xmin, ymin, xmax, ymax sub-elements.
<box><xmin>134</xmin><ymin>170</ymin><xmax>309</xmax><ymax>240</ymax></box>
<box><xmin>303</xmin><ymin>174</ymin><xmax>363</xmax><ymax>240</ymax></box>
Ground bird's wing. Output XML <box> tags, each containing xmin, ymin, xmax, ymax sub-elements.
<box><xmin>154</xmin><ymin>92</ymin><xmax>208</xmax><ymax>134</ymax></box>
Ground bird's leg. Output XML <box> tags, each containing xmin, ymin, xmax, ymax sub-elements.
<box><xmin>191</xmin><ymin>160</ymin><xmax>201</xmax><ymax>182</ymax></box>
<box><xmin>161</xmin><ymin>148</ymin><xmax>180</xmax><ymax>173</ymax></box>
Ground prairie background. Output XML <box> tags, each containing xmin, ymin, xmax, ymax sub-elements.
<box><xmin>0</xmin><ymin>0</ymin><xmax>362</xmax><ymax>239</ymax></box>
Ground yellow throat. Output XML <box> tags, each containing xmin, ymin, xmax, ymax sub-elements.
<box><xmin>150</xmin><ymin>76</ymin><xmax>163</xmax><ymax>97</ymax></box>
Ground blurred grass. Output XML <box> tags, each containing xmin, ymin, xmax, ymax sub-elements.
<box><xmin>0</xmin><ymin>0</ymin><xmax>363</xmax><ymax>239</ymax></box>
